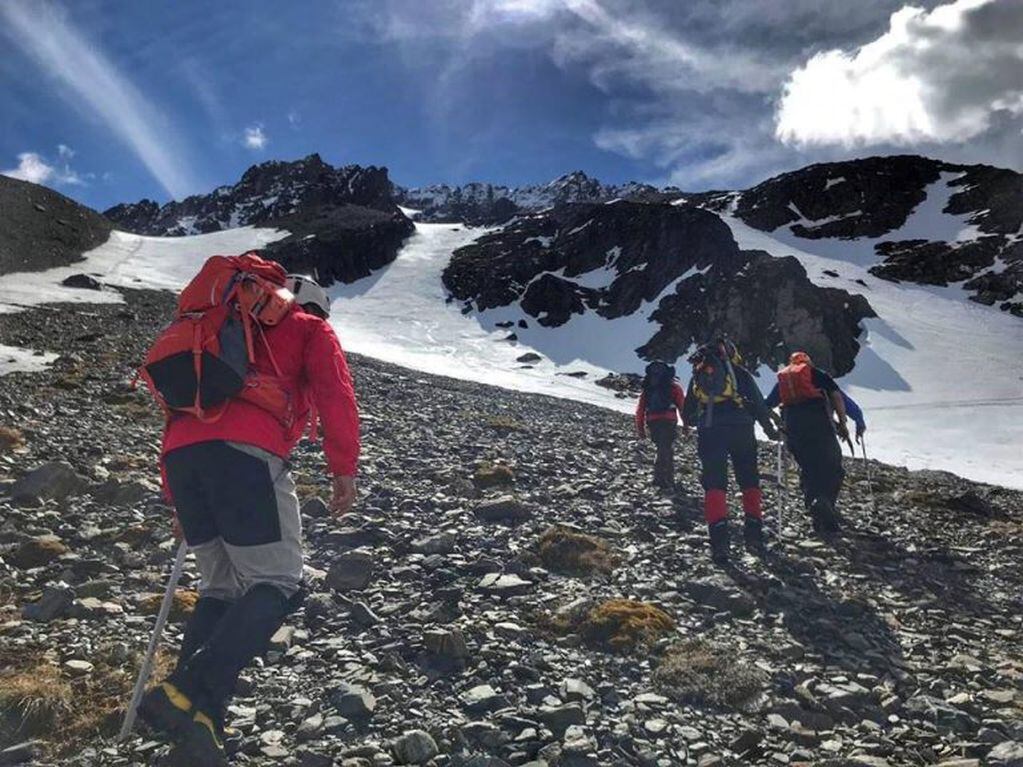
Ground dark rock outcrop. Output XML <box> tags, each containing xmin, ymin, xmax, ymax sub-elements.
<box><xmin>262</xmin><ymin>204</ymin><xmax>414</xmax><ymax>286</ymax></box>
<box><xmin>443</xmin><ymin>201</ymin><xmax>873</xmax><ymax>374</ymax></box>
<box><xmin>730</xmin><ymin>155</ymin><xmax>944</xmax><ymax>238</ymax></box>
<box><xmin>642</xmin><ymin>252</ymin><xmax>875</xmax><ymax>375</ymax></box>
<box><xmin>104</xmin><ymin>154</ymin><xmax>399</xmax><ymax>235</ymax></box>
<box><xmin>105</xmin><ymin>154</ymin><xmax>414</xmax><ymax>285</ymax></box>
<box><xmin>0</xmin><ymin>175</ymin><xmax>112</xmax><ymax>275</ymax></box>
<box><xmin>717</xmin><ymin>155</ymin><xmax>1023</xmax><ymax>316</ymax></box>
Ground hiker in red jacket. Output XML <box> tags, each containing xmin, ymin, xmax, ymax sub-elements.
<box><xmin>139</xmin><ymin>261</ymin><xmax>358</xmax><ymax>765</ymax></box>
<box><xmin>635</xmin><ymin>360</ymin><xmax>686</xmax><ymax>489</ymax></box>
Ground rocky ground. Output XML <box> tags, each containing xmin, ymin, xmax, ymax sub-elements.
<box><xmin>0</xmin><ymin>288</ymin><xmax>1021</xmax><ymax>767</ymax></box>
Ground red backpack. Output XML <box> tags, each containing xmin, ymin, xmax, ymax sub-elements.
<box><xmin>139</xmin><ymin>252</ymin><xmax>296</xmax><ymax>425</ymax></box>
<box><xmin>777</xmin><ymin>362</ymin><xmax>823</xmax><ymax>406</ymax></box>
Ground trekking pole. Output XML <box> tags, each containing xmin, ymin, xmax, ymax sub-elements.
<box><xmin>860</xmin><ymin>435</ymin><xmax>877</xmax><ymax>514</ymax></box>
<box><xmin>119</xmin><ymin>540</ymin><xmax>188</xmax><ymax>740</ymax></box>
<box><xmin>775</xmin><ymin>440</ymin><xmax>785</xmax><ymax>540</ymax></box>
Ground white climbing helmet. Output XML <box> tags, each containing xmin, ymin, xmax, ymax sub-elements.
<box><xmin>285</xmin><ymin>274</ymin><xmax>331</xmax><ymax>319</ymax></box>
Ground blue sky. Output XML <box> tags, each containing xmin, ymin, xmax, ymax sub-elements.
<box><xmin>1</xmin><ymin>0</ymin><xmax>1020</xmax><ymax>211</ymax></box>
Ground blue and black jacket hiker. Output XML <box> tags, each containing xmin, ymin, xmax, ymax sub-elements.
<box><xmin>635</xmin><ymin>360</ymin><xmax>686</xmax><ymax>489</ymax></box>
<box><xmin>681</xmin><ymin>339</ymin><xmax>778</xmax><ymax>564</ymax></box>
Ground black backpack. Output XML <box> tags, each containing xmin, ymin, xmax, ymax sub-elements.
<box><xmin>643</xmin><ymin>361</ymin><xmax>676</xmax><ymax>412</ymax></box>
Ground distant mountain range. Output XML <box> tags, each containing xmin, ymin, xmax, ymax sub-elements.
<box><xmin>395</xmin><ymin>171</ymin><xmax>674</xmax><ymax>225</ymax></box>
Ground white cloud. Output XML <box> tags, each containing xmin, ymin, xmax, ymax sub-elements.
<box><xmin>243</xmin><ymin>124</ymin><xmax>268</xmax><ymax>150</ymax></box>
<box><xmin>776</xmin><ymin>0</ymin><xmax>1023</xmax><ymax>147</ymax></box>
<box><xmin>2</xmin><ymin>153</ymin><xmax>55</xmax><ymax>184</ymax></box>
<box><xmin>287</xmin><ymin>110</ymin><xmax>301</xmax><ymax>128</ymax></box>
<box><xmin>2</xmin><ymin>147</ymin><xmax>84</xmax><ymax>186</ymax></box>
<box><xmin>0</xmin><ymin>0</ymin><xmax>198</xmax><ymax>199</ymax></box>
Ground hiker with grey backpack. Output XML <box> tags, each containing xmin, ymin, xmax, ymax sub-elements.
<box><xmin>635</xmin><ymin>360</ymin><xmax>687</xmax><ymax>490</ymax></box>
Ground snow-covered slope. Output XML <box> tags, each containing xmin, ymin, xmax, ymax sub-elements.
<box><xmin>0</xmin><ymin>227</ymin><xmax>288</xmax><ymax>315</ymax></box>
<box><xmin>331</xmin><ymin>222</ymin><xmax>635</xmax><ymax>409</ymax></box>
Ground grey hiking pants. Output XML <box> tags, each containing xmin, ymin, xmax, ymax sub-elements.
<box><xmin>164</xmin><ymin>440</ymin><xmax>303</xmax><ymax>600</ymax></box>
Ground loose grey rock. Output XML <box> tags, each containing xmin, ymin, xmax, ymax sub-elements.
<box><xmin>478</xmin><ymin>572</ymin><xmax>532</xmax><ymax>597</ymax></box>
<box><xmin>424</xmin><ymin>627</ymin><xmax>469</xmax><ymax>669</ymax></box>
<box><xmin>412</xmin><ymin>531</ymin><xmax>456</xmax><ymax>555</ymax></box>
<box><xmin>538</xmin><ymin>704</ymin><xmax>585</xmax><ymax>737</ymax></box>
<box><xmin>22</xmin><ymin>584</ymin><xmax>75</xmax><ymax>622</ymax></box>
<box><xmin>684</xmin><ymin>575</ymin><xmax>756</xmax><ymax>617</ymax></box>
<box><xmin>330</xmin><ymin>683</ymin><xmax>377</xmax><ymax>718</ymax></box>
<box><xmin>905</xmin><ymin>694</ymin><xmax>977</xmax><ymax>733</ymax></box>
<box><xmin>61</xmin><ymin>273</ymin><xmax>103</xmax><ymax>290</ymax></box>
<box><xmin>560</xmin><ymin>678</ymin><xmax>596</xmax><ymax>703</ymax></box>
<box><xmin>473</xmin><ymin>495</ymin><xmax>533</xmax><ymax>524</ymax></box>
<box><xmin>350</xmin><ymin>601</ymin><xmax>381</xmax><ymax>626</ymax></box>
<box><xmin>301</xmin><ymin>497</ymin><xmax>330</xmax><ymax>519</ymax></box>
<box><xmin>327</xmin><ymin>548</ymin><xmax>376</xmax><ymax>591</ymax></box>
<box><xmin>989</xmin><ymin>742</ymin><xmax>1023</xmax><ymax>767</ymax></box>
<box><xmin>10</xmin><ymin>461</ymin><xmax>87</xmax><ymax>503</ymax></box>
<box><xmin>391</xmin><ymin>729</ymin><xmax>439</xmax><ymax>765</ymax></box>
<box><xmin>0</xmin><ymin>741</ymin><xmax>40</xmax><ymax>766</ymax></box>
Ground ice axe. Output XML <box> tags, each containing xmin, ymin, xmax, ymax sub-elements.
<box><xmin>119</xmin><ymin>540</ymin><xmax>188</xmax><ymax>740</ymax></box>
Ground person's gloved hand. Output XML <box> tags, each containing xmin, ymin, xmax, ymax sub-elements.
<box><xmin>836</xmin><ymin>420</ymin><xmax>850</xmax><ymax>442</ymax></box>
<box><xmin>856</xmin><ymin>424</ymin><xmax>866</xmax><ymax>443</ymax></box>
<box><xmin>762</xmin><ymin>422</ymin><xmax>779</xmax><ymax>441</ymax></box>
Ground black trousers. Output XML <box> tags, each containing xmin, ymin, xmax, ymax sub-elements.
<box><xmin>697</xmin><ymin>422</ymin><xmax>759</xmax><ymax>491</ymax></box>
<box><xmin>648</xmin><ymin>420</ymin><xmax>677</xmax><ymax>488</ymax></box>
<box><xmin>785</xmin><ymin>407</ymin><xmax>845</xmax><ymax>508</ymax></box>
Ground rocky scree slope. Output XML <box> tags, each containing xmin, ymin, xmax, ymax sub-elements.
<box><xmin>0</xmin><ymin>288</ymin><xmax>1022</xmax><ymax>766</ymax></box>
<box><xmin>104</xmin><ymin>154</ymin><xmax>415</xmax><ymax>285</ymax></box>
<box><xmin>396</xmin><ymin>171</ymin><xmax>671</xmax><ymax>226</ymax></box>
<box><xmin>443</xmin><ymin>201</ymin><xmax>874</xmax><ymax>375</ymax></box>
<box><xmin>0</xmin><ymin>175</ymin><xmax>112</xmax><ymax>276</ymax></box>
<box><xmin>692</xmin><ymin>155</ymin><xmax>1023</xmax><ymax>316</ymax></box>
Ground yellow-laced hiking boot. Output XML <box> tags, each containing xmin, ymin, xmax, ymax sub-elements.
<box><xmin>167</xmin><ymin>710</ymin><xmax>228</xmax><ymax>767</ymax></box>
<box><xmin>137</xmin><ymin>681</ymin><xmax>194</xmax><ymax>740</ymax></box>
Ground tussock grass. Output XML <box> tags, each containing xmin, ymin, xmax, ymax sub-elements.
<box><xmin>139</xmin><ymin>588</ymin><xmax>198</xmax><ymax>621</ymax></box>
<box><xmin>0</xmin><ymin>654</ymin><xmax>71</xmax><ymax>741</ymax></box>
<box><xmin>544</xmin><ymin>598</ymin><xmax>675</xmax><ymax>652</ymax></box>
<box><xmin>485</xmin><ymin>414</ymin><xmax>528</xmax><ymax>433</ymax></box>
<box><xmin>654</xmin><ymin>640</ymin><xmax>767</xmax><ymax>710</ymax></box>
<box><xmin>0</xmin><ymin>426</ymin><xmax>25</xmax><ymax>454</ymax></box>
<box><xmin>537</xmin><ymin>526</ymin><xmax>619</xmax><ymax>575</ymax></box>
<box><xmin>0</xmin><ymin>645</ymin><xmax>174</xmax><ymax>756</ymax></box>
<box><xmin>473</xmin><ymin>461</ymin><xmax>515</xmax><ymax>489</ymax></box>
